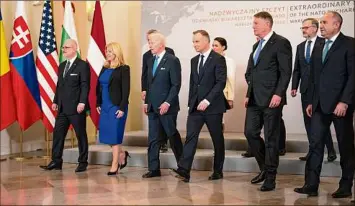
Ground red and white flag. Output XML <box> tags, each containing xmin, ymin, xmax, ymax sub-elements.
<box><xmin>35</xmin><ymin>1</ymin><xmax>59</xmax><ymax>132</ymax></box>
<box><xmin>87</xmin><ymin>1</ymin><xmax>106</xmax><ymax>128</ymax></box>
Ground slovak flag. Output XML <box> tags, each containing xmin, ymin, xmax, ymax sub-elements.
<box><xmin>9</xmin><ymin>1</ymin><xmax>42</xmax><ymax>131</ymax></box>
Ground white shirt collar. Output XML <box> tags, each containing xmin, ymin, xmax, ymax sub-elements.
<box><xmin>308</xmin><ymin>35</ymin><xmax>318</xmax><ymax>43</ymax></box>
<box><xmin>261</xmin><ymin>31</ymin><xmax>273</xmax><ymax>43</ymax></box>
<box><xmin>200</xmin><ymin>47</ymin><xmax>212</xmax><ymax>58</ymax></box>
<box><xmin>67</xmin><ymin>55</ymin><xmax>77</xmax><ymax>65</ymax></box>
<box><xmin>155</xmin><ymin>49</ymin><xmax>166</xmax><ymax>59</ymax></box>
<box><xmin>328</xmin><ymin>31</ymin><xmax>340</xmax><ymax>43</ymax></box>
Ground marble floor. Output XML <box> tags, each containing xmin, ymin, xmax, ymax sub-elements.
<box><xmin>0</xmin><ymin>158</ymin><xmax>354</xmax><ymax>205</ymax></box>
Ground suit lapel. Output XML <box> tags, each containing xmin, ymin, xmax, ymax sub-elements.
<box><xmin>198</xmin><ymin>51</ymin><xmax>213</xmax><ymax>81</ymax></box>
<box><xmin>64</xmin><ymin>57</ymin><xmax>79</xmax><ymax>80</ymax></box>
<box><xmin>147</xmin><ymin>56</ymin><xmax>154</xmax><ymax>83</ymax></box>
<box><xmin>323</xmin><ymin>33</ymin><xmax>343</xmax><ymax>65</ymax></box>
<box><xmin>152</xmin><ymin>53</ymin><xmax>167</xmax><ymax>80</ymax></box>
<box><xmin>255</xmin><ymin>32</ymin><xmax>276</xmax><ymax>66</ymax></box>
<box><xmin>300</xmin><ymin>41</ymin><xmax>306</xmax><ymax>63</ymax></box>
<box><xmin>191</xmin><ymin>55</ymin><xmax>199</xmax><ymax>83</ymax></box>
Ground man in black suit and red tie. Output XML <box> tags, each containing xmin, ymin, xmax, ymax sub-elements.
<box><xmin>40</xmin><ymin>39</ymin><xmax>90</xmax><ymax>173</ymax></box>
<box><xmin>244</xmin><ymin>12</ymin><xmax>292</xmax><ymax>191</ymax></box>
<box><xmin>294</xmin><ymin>11</ymin><xmax>355</xmax><ymax>198</ymax></box>
<box><xmin>291</xmin><ymin>18</ymin><xmax>337</xmax><ymax>162</ymax></box>
<box><xmin>171</xmin><ymin>30</ymin><xmax>227</xmax><ymax>182</ymax></box>
<box><xmin>141</xmin><ymin>29</ymin><xmax>175</xmax><ymax>153</ymax></box>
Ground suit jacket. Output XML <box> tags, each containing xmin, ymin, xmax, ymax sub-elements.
<box><xmin>53</xmin><ymin>57</ymin><xmax>90</xmax><ymax>115</ymax></box>
<box><xmin>309</xmin><ymin>32</ymin><xmax>354</xmax><ymax>114</ymax></box>
<box><xmin>223</xmin><ymin>56</ymin><xmax>236</xmax><ymax>101</ymax></box>
<box><xmin>96</xmin><ymin>65</ymin><xmax>130</xmax><ymax>109</ymax></box>
<box><xmin>141</xmin><ymin>47</ymin><xmax>175</xmax><ymax>91</ymax></box>
<box><xmin>188</xmin><ymin>50</ymin><xmax>227</xmax><ymax>114</ymax></box>
<box><xmin>245</xmin><ymin>32</ymin><xmax>292</xmax><ymax>107</ymax></box>
<box><xmin>144</xmin><ymin>52</ymin><xmax>181</xmax><ymax>114</ymax></box>
<box><xmin>292</xmin><ymin>36</ymin><xmax>324</xmax><ymax>95</ymax></box>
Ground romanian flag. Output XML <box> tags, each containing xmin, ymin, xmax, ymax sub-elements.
<box><xmin>0</xmin><ymin>10</ymin><xmax>17</xmax><ymax>130</ymax></box>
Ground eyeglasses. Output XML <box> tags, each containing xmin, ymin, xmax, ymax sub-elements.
<box><xmin>300</xmin><ymin>26</ymin><xmax>316</xmax><ymax>30</ymax></box>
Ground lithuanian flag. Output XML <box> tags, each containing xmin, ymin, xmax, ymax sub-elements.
<box><xmin>0</xmin><ymin>10</ymin><xmax>17</xmax><ymax>130</ymax></box>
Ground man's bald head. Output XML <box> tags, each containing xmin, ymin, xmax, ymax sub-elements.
<box><xmin>62</xmin><ymin>39</ymin><xmax>78</xmax><ymax>59</ymax></box>
<box><xmin>148</xmin><ymin>32</ymin><xmax>166</xmax><ymax>55</ymax></box>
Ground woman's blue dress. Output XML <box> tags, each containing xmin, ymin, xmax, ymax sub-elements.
<box><xmin>98</xmin><ymin>69</ymin><xmax>128</xmax><ymax>145</ymax></box>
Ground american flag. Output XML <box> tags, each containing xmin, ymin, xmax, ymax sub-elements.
<box><xmin>35</xmin><ymin>1</ymin><xmax>59</xmax><ymax>132</ymax></box>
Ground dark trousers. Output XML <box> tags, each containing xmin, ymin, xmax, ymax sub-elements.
<box><xmin>301</xmin><ymin>93</ymin><xmax>335</xmax><ymax>155</ymax></box>
<box><xmin>52</xmin><ymin>112</ymin><xmax>88</xmax><ymax>164</ymax></box>
<box><xmin>244</xmin><ymin>105</ymin><xmax>282</xmax><ymax>178</ymax></box>
<box><xmin>305</xmin><ymin>105</ymin><xmax>354</xmax><ymax>190</ymax></box>
<box><xmin>178</xmin><ymin>113</ymin><xmax>225</xmax><ymax>174</ymax></box>
<box><xmin>147</xmin><ymin>112</ymin><xmax>183</xmax><ymax>171</ymax></box>
<box><xmin>246</xmin><ymin>113</ymin><xmax>286</xmax><ymax>152</ymax></box>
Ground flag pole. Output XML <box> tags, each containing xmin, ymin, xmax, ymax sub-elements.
<box><xmin>38</xmin><ymin>128</ymin><xmax>51</xmax><ymax>159</ymax></box>
<box><xmin>10</xmin><ymin>130</ymin><xmax>33</xmax><ymax>161</ymax></box>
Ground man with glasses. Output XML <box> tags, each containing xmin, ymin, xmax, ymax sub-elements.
<box><xmin>294</xmin><ymin>11</ymin><xmax>354</xmax><ymax>198</ymax></box>
<box><xmin>291</xmin><ymin>18</ymin><xmax>337</xmax><ymax>162</ymax></box>
<box><xmin>40</xmin><ymin>39</ymin><xmax>90</xmax><ymax>173</ymax></box>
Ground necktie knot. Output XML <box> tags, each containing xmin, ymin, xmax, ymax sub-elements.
<box><xmin>326</xmin><ymin>40</ymin><xmax>333</xmax><ymax>44</ymax></box>
<box><xmin>307</xmin><ymin>40</ymin><xmax>312</xmax><ymax>44</ymax></box>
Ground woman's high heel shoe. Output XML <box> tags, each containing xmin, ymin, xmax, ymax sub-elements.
<box><xmin>119</xmin><ymin>151</ymin><xmax>131</xmax><ymax>170</ymax></box>
<box><xmin>107</xmin><ymin>162</ymin><xmax>120</xmax><ymax>176</ymax></box>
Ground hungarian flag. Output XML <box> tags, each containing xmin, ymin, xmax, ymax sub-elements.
<box><xmin>87</xmin><ymin>1</ymin><xmax>106</xmax><ymax>128</ymax></box>
<box><xmin>9</xmin><ymin>1</ymin><xmax>42</xmax><ymax>131</ymax></box>
<box><xmin>0</xmin><ymin>10</ymin><xmax>17</xmax><ymax>130</ymax></box>
<box><xmin>35</xmin><ymin>1</ymin><xmax>59</xmax><ymax>132</ymax></box>
<box><xmin>59</xmin><ymin>1</ymin><xmax>80</xmax><ymax>63</ymax></box>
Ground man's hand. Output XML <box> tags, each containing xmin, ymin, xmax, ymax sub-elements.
<box><xmin>269</xmin><ymin>95</ymin><xmax>281</xmax><ymax>108</ymax></box>
<box><xmin>141</xmin><ymin>91</ymin><xmax>146</xmax><ymax>101</ymax></box>
<box><xmin>228</xmin><ymin>100</ymin><xmax>234</xmax><ymax>109</ymax></box>
<box><xmin>291</xmin><ymin>89</ymin><xmax>297</xmax><ymax>97</ymax></box>
<box><xmin>96</xmin><ymin>107</ymin><xmax>101</xmax><ymax>114</ymax></box>
<box><xmin>77</xmin><ymin>103</ymin><xmax>85</xmax><ymax>113</ymax></box>
<box><xmin>115</xmin><ymin>110</ymin><xmax>124</xmax><ymax>118</ymax></box>
<box><xmin>143</xmin><ymin>104</ymin><xmax>148</xmax><ymax>115</ymax></box>
<box><xmin>197</xmin><ymin>100</ymin><xmax>209</xmax><ymax>111</ymax></box>
<box><xmin>52</xmin><ymin>103</ymin><xmax>58</xmax><ymax>111</ymax></box>
<box><xmin>159</xmin><ymin>102</ymin><xmax>170</xmax><ymax>115</ymax></box>
<box><xmin>306</xmin><ymin>105</ymin><xmax>312</xmax><ymax>117</ymax></box>
<box><xmin>244</xmin><ymin>98</ymin><xmax>249</xmax><ymax>108</ymax></box>
<box><xmin>333</xmin><ymin>102</ymin><xmax>348</xmax><ymax>117</ymax></box>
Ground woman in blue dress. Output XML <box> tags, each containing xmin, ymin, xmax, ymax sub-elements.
<box><xmin>96</xmin><ymin>42</ymin><xmax>130</xmax><ymax>175</ymax></box>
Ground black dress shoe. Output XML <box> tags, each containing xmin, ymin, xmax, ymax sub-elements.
<box><xmin>299</xmin><ymin>156</ymin><xmax>307</xmax><ymax>161</ymax></box>
<box><xmin>142</xmin><ymin>170</ymin><xmax>161</xmax><ymax>178</ymax></box>
<box><xmin>331</xmin><ymin>188</ymin><xmax>352</xmax><ymax>198</ymax></box>
<box><xmin>241</xmin><ymin>151</ymin><xmax>254</xmax><ymax>158</ymax></box>
<box><xmin>279</xmin><ymin>149</ymin><xmax>286</xmax><ymax>156</ymax></box>
<box><xmin>208</xmin><ymin>172</ymin><xmax>223</xmax><ymax>180</ymax></box>
<box><xmin>260</xmin><ymin>179</ymin><xmax>275</xmax><ymax>192</ymax></box>
<box><xmin>75</xmin><ymin>163</ymin><xmax>88</xmax><ymax>173</ymax></box>
<box><xmin>39</xmin><ymin>161</ymin><xmax>62</xmax><ymax>170</ymax></box>
<box><xmin>351</xmin><ymin>199</ymin><xmax>354</xmax><ymax>203</ymax></box>
<box><xmin>251</xmin><ymin>171</ymin><xmax>266</xmax><ymax>184</ymax></box>
<box><xmin>294</xmin><ymin>185</ymin><xmax>318</xmax><ymax>196</ymax></box>
<box><xmin>170</xmin><ymin>168</ymin><xmax>190</xmax><ymax>183</ymax></box>
<box><xmin>160</xmin><ymin>143</ymin><xmax>168</xmax><ymax>153</ymax></box>
<box><xmin>327</xmin><ymin>154</ymin><xmax>337</xmax><ymax>162</ymax></box>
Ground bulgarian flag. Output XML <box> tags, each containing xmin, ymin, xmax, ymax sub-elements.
<box><xmin>59</xmin><ymin>1</ymin><xmax>80</xmax><ymax>63</ymax></box>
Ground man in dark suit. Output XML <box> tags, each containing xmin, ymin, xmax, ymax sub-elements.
<box><xmin>141</xmin><ymin>32</ymin><xmax>183</xmax><ymax>178</ymax></box>
<box><xmin>244</xmin><ymin>12</ymin><xmax>292</xmax><ymax>191</ymax></box>
<box><xmin>171</xmin><ymin>30</ymin><xmax>227</xmax><ymax>182</ymax></box>
<box><xmin>40</xmin><ymin>39</ymin><xmax>90</xmax><ymax>172</ymax></box>
<box><xmin>141</xmin><ymin>29</ymin><xmax>175</xmax><ymax>153</ymax></box>
<box><xmin>294</xmin><ymin>11</ymin><xmax>355</xmax><ymax>198</ymax></box>
<box><xmin>291</xmin><ymin>18</ymin><xmax>337</xmax><ymax>162</ymax></box>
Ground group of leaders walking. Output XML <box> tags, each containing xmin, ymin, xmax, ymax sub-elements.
<box><xmin>39</xmin><ymin>9</ymin><xmax>354</xmax><ymax>201</ymax></box>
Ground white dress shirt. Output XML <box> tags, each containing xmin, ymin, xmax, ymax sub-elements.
<box><xmin>253</xmin><ymin>31</ymin><xmax>273</xmax><ymax>58</ymax></box>
<box><xmin>198</xmin><ymin>48</ymin><xmax>213</xmax><ymax>106</ymax></box>
<box><xmin>304</xmin><ymin>35</ymin><xmax>318</xmax><ymax>57</ymax></box>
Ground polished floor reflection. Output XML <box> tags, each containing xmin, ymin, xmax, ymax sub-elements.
<box><xmin>0</xmin><ymin>158</ymin><xmax>353</xmax><ymax>205</ymax></box>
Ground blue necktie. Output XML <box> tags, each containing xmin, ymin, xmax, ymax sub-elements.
<box><xmin>305</xmin><ymin>40</ymin><xmax>312</xmax><ymax>64</ymax></box>
<box><xmin>322</xmin><ymin>40</ymin><xmax>332</xmax><ymax>63</ymax></box>
<box><xmin>152</xmin><ymin>55</ymin><xmax>159</xmax><ymax>76</ymax></box>
<box><xmin>253</xmin><ymin>39</ymin><xmax>265</xmax><ymax>65</ymax></box>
